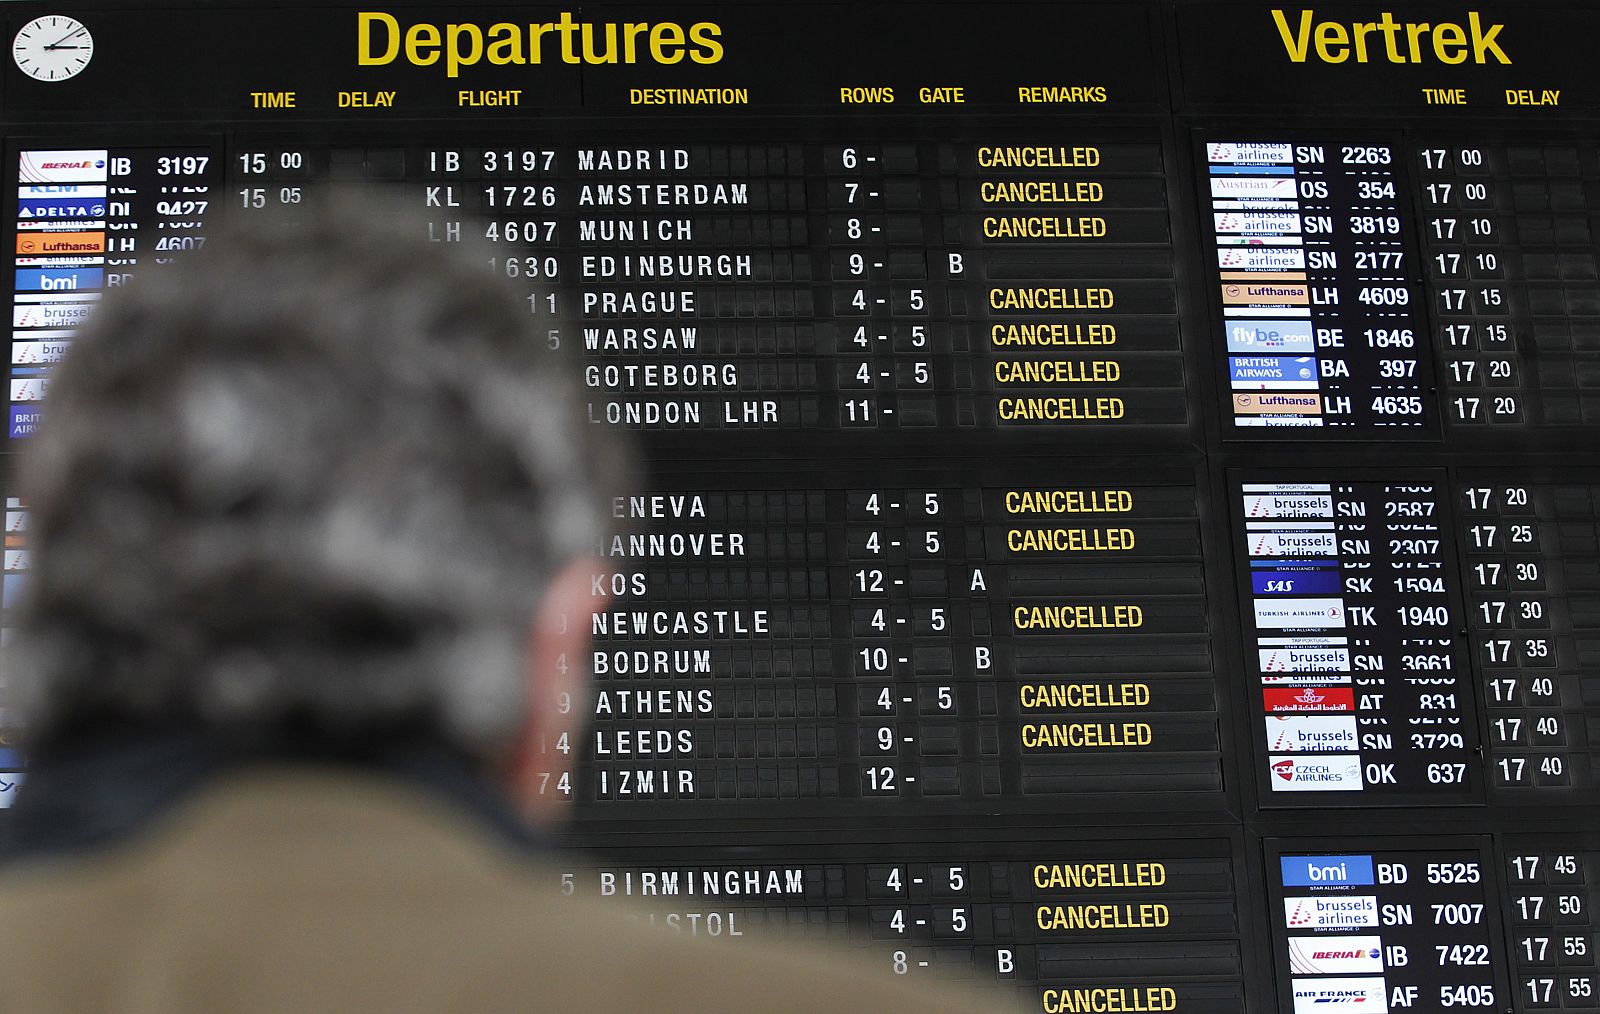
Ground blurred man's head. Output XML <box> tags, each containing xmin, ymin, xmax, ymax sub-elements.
<box><xmin>11</xmin><ymin>198</ymin><xmax>624</xmax><ymax>817</ymax></box>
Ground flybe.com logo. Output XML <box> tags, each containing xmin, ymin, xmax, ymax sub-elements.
<box><xmin>1271</xmin><ymin>10</ymin><xmax>1509</xmax><ymax>66</ymax></box>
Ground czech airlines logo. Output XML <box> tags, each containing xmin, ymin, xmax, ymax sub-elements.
<box><xmin>1270</xmin><ymin>755</ymin><xmax>1363</xmax><ymax>791</ymax></box>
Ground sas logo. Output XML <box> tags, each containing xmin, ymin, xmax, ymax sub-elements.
<box><xmin>1288</xmin><ymin>935</ymin><xmax>1384</xmax><ymax>975</ymax></box>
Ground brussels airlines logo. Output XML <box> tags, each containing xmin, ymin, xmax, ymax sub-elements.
<box><xmin>1243</xmin><ymin>487</ymin><xmax>1331</xmax><ymax>517</ymax></box>
<box><xmin>1268</xmin><ymin>715</ymin><xmax>1358</xmax><ymax>751</ymax></box>
<box><xmin>1220</xmin><ymin>247</ymin><xmax>1306</xmax><ymax>271</ymax></box>
<box><xmin>1284</xmin><ymin>895</ymin><xmax>1378</xmax><ymax>928</ymax></box>
<box><xmin>1208</xmin><ymin>141</ymin><xmax>1292</xmax><ymax>164</ymax></box>
<box><xmin>1250</xmin><ymin>531</ymin><xmax>1337</xmax><ymax>556</ymax></box>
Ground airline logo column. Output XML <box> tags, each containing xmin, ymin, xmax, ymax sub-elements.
<box><xmin>0</xmin><ymin>497</ymin><xmax>26</xmax><ymax>807</ymax></box>
<box><xmin>1235</xmin><ymin>478</ymin><xmax>1480</xmax><ymax>804</ymax></box>
<box><xmin>1206</xmin><ymin>142</ymin><xmax>1320</xmax><ymax>427</ymax></box>
<box><xmin>8</xmin><ymin>145</ymin><xmax>217</xmax><ymax>440</ymax></box>
<box><xmin>1272</xmin><ymin>847</ymin><xmax>1507</xmax><ymax>1013</ymax></box>
<box><xmin>1202</xmin><ymin>139</ymin><xmax>1434</xmax><ymax>435</ymax></box>
<box><xmin>11</xmin><ymin>150</ymin><xmax>107</xmax><ymax>438</ymax></box>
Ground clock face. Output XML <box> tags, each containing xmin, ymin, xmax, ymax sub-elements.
<box><xmin>13</xmin><ymin>16</ymin><xmax>94</xmax><ymax>82</ymax></box>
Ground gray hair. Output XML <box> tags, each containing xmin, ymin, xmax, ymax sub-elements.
<box><xmin>11</xmin><ymin>197</ymin><xmax>626</xmax><ymax>760</ymax></box>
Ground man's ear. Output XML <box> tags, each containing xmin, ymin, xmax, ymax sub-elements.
<box><xmin>507</xmin><ymin>558</ymin><xmax>598</xmax><ymax>826</ymax></box>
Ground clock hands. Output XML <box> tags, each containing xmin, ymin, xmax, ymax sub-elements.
<box><xmin>43</xmin><ymin>27</ymin><xmax>87</xmax><ymax>51</ymax></box>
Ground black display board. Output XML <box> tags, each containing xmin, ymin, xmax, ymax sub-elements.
<box><xmin>3</xmin><ymin>3</ymin><xmax>1600</xmax><ymax>1010</ymax></box>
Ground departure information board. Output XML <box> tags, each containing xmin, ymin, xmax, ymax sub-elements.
<box><xmin>3</xmin><ymin>2</ymin><xmax>1600</xmax><ymax>1010</ymax></box>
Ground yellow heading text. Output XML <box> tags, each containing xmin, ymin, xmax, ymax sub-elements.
<box><xmin>358</xmin><ymin>12</ymin><xmax>725</xmax><ymax>77</ymax></box>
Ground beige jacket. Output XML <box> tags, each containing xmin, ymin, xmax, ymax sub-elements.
<box><xmin>0</xmin><ymin>769</ymin><xmax>1016</xmax><ymax>1012</ymax></box>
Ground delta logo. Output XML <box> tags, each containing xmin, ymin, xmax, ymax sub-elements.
<box><xmin>1264</xmin><ymin>687</ymin><xmax>1355</xmax><ymax>712</ymax></box>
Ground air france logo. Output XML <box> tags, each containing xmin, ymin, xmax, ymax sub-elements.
<box><xmin>1290</xmin><ymin>975</ymin><xmax>1389</xmax><ymax>1013</ymax></box>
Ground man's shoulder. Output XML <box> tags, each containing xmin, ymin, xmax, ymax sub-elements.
<box><xmin>0</xmin><ymin>770</ymin><xmax>1017</xmax><ymax>1012</ymax></box>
